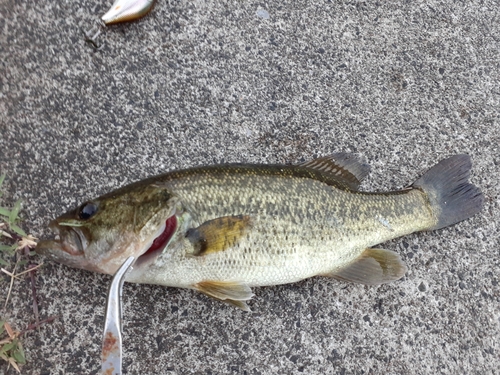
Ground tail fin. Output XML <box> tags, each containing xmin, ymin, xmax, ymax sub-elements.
<box><xmin>413</xmin><ymin>155</ymin><xmax>483</xmax><ymax>230</ymax></box>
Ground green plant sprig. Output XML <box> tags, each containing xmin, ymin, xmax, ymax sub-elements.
<box><xmin>0</xmin><ymin>174</ymin><xmax>44</xmax><ymax>372</ymax></box>
<box><xmin>0</xmin><ymin>320</ymin><xmax>25</xmax><ymax>373</ymax></box>
<box><xmin>0</xmin><ymin>174</ymin><xmax>30</xmax><ymax>266</ymax></box>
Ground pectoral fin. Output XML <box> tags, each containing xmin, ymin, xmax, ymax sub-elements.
<box><xmin>195</xmin><ymin>280</ymin><xmax>254</xmax><ymax>311</ymax></box>
<box><xmin>327</xmin><ymin>248</ymin><xmax>407</xmax><ymax>285</ymax></box>
<box><xmin>186</xmin><ymin>215</ymin><xmax>251</xmax><ymax>256</ymax></box>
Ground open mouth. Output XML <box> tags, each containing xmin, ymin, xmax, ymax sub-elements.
<box><xmin>35</xmin><ymin>224</ymin><xmax>96</xmax><ymax>271</ymax></box>
<box><xmin>36</xmin><ymin>222</ymin><xmax>87</xmax><ymax>257</ymax></box>
<box><xmin>135</xmin><ymin>215</ymin><xmax>178</xmax><ymax>266</ymax></box>
<box><xmin>62</xmin><ymin>227</ymin><xmax>88</xmax><ymax>255</ymax></box>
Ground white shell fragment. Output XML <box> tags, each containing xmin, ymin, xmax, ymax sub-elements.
<box><xmin>256</xmin><ymin>9</ymin><xmax>270</xmax><ymax>20</ymax></box>
<box><xmin>102</xmin><ymin>0</ymin><xmax>155</xmax><ymax>25</ymax></box>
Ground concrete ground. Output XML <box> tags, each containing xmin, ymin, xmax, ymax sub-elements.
<box><xmin>1</xmin><ymin>0</ymin><xmax>499</xmax><ymax>374</ymax></box>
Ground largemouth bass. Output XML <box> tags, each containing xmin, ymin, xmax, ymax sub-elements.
<box><xmin>36</xmin><ymin>154</ymin><xmax>483</xmax><ymax>310</ymax></box>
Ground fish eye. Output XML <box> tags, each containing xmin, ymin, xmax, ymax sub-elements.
<box><xmin>78</xmin><ymin>202</ymin><xmax>98</xmax><ymax>220</ymax></box>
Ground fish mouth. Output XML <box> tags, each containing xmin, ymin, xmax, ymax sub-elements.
<box><xmin>36</xmin><ymin>220</ymin><xmax>87</xmax><ymax>256</ymax></box>
<box><xmin>36</xmin><ymin>215</ymin><xmax>178</xmax><ymax>274</ymax></box>
<box><xmin>35</xmin><ymin>220</ymin><xmax>96</xmax><ymax>270</ymax></box>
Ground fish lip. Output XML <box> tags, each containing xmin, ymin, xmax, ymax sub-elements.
<box><xmin>35</xmin><ymin>220</ymin><xmax>62</xmax><ymax>256</ymax></box>
<box><xmin>36</xmin><ymin>220</ymin><xmax>85</xmax><ymax>256</ymax></box>
<box><xmin>35</xmin><ymin>238</ymin><xmax>64</xmax><ymax>255</ymax></box>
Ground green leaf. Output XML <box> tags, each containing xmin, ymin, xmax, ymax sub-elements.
<box><xmin>9</xmin><ymin>224</ymin><xmax>26</xmax><ymax>237</ymax></box>
<box><xmin>29</xmin><ymin>251</ymin><xmax>37</xmax><ymax>257</ymax></box>
<box><xmin>0</xmin><ymin>258</ymin><xmax>8</xmax><ymax>266</ymax></box>
<box><xmin>0</xmin><ymin>244</ymin><xmax>15</xmax><ymax>252</ymax></box>
<box><xmin>12</xmin><ymin>345</ymin><xmax>25</xmax><ymax>365</ymax></box>
<box><xmin>8</xmin><ymin>200</ymin><xmax>22</xmax><ymax>224</ymax></box>
<box><xmin>2</xmin><ymin>342</ymin><xmax>15</xmax><ymax>352</ymax></box>
<box><xmin>12</xmin><ymin>351</ymin><xmax>26</xmax><ymax>365</ymax></box>
<box><xmin>0</xmin><ymin>207</ymin><xmax>10</xmax><ymax>217</ymax></box>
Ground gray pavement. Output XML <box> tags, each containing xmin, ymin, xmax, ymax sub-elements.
<box><xmin>1</xmin><ymin>0</ymin><xmax>499</xmax><ymax>374</ymax></box>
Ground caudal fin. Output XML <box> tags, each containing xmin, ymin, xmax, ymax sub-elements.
<box><xmin>413</xmin><ymin>155</ymin><xmax>483</xmax><ymax>230</ymax></box>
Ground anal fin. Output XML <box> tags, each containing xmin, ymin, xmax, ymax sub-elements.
<box><xmin>328</xmin><ymin>248</ymin><xmax>407</xmax><ymax>285</ymax></box>
<box><xmin>195</xmin><ymin>280</ymin><xmax>254</xmax><ymax>311</ymax></box>
<box><xmin>211</xmin><ymin>297</ymin><xmax>252</xmax><ymax>311</ymax></box>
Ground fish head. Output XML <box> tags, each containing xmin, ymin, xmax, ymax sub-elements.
<box><xmin>36</xmin><ymin>183</ymin><xmax>178</xmax><ymax>275</ymax></box>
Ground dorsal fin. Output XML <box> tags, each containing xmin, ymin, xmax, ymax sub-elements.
<box><xmin>148</xmin><ymin>153</ymin><xmax>371</xmax><ymax>192</ymax></box>
<box><xmin>299</xmin><ymin>153</ymin><xmax>370</xmax><ymax>190</ymax></box>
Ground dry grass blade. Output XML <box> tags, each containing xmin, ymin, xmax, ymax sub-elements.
<box><xmin>3</xmin><ymin>258</ymin><xmax>19</xmax><ymax>309</ymax></box>
<box><xmin>0</xmin><ymin>338</ymin><xmax>13</xmax><ymax>345</ymax></box>
<box><xmin>1</xmin><ymin>263</ymin><xmax>43</xmax><ymax>280</ymax></box>
<box><xmin>8</xmin><ymin>356</ymin><xmax>21</xmax><ymax>373</ymax></box>
<box><xmin>19</xmin><ymin>316</ymin><xmax>57</xmax><ymax>335</ymax></box>
<box><xmin>4</xmin><ymin>322</ymin><xmax>15</xmax><ymax>339</ymax></box>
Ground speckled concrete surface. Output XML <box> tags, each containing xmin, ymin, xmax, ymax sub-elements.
<box><xmin>1</xmin><ymin>0</ymin><xmax>499</xmax><ymax>374</ymax></box>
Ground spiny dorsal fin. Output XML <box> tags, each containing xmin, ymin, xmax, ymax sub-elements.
<box><xmin>327</xmin><ymin>248</ymin><xmax>407</xmax><ymax>285</ymax></box>
<box><xmin>186</xmin><ymin>215</ymin><xmax>251</xmax><ymax>256</ymax></box>
<box><xmin>195</xmin><ymin>280</ymin><xmax>254</xmax><ymax>311</ymax></box>
<box><xmin>299</xmin><ymin>153</ymin><xmax>370</xmax><ymax>190</ymax></box>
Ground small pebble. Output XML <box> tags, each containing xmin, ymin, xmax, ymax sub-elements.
<box><xmin>418</xmin><ymin>282</ymin><xmax>427</xmax><ymax>292</ymax></box>
<box><xmin>256</xmin><ymin>9</ymin><xmax>270</xmax><ymax>19</ymax></box>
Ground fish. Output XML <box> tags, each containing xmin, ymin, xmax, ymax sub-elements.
<box><xmin>101</xmin><ymin>0</ymin><xmax>155</xmax><ymax>25</ymax></box>
<box><xmin>36</xmin><ymin>154</ymin><xmax>483</xmax><ymax>310</ymax></box>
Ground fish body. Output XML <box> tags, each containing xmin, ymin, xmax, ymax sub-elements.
<box><xmin>102</xmin><ymin>0</ymin><xmax>155</xmax><ymax>25</ymax></box>
<box><xmin>36</xmin><ymin>154</ymin><xmax>483</xmax><ymax>309</ymax></box>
